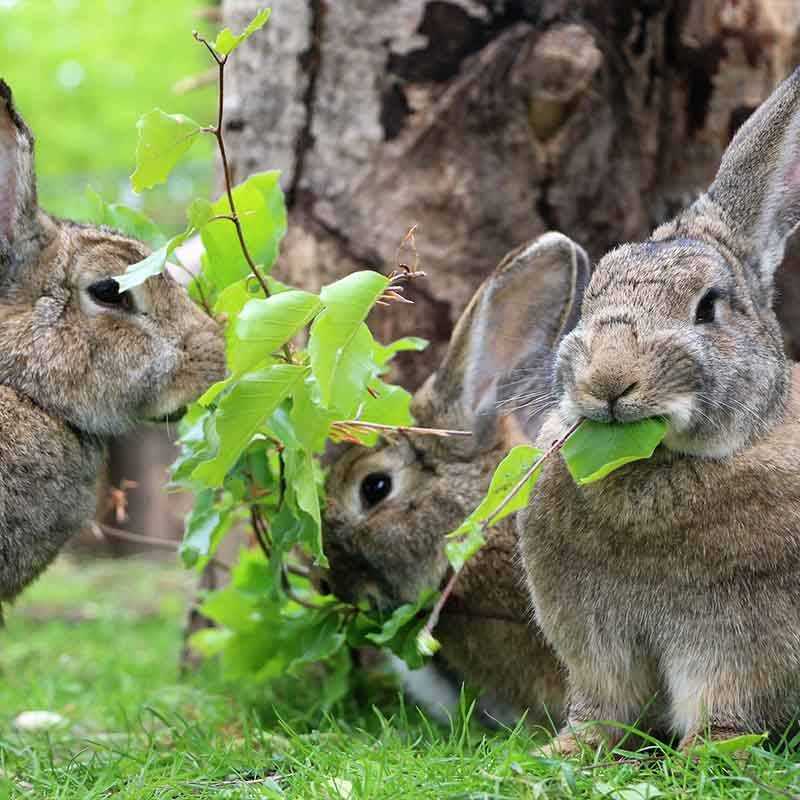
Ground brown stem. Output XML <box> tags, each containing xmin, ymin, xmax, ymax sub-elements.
<box><xmin>96</xmin><ymin>523</ymin><xmax>230</xmax><ymax>573</ymax></box>
<box><xmin>421</xmin><ymin>570</ymin><xmax>459</xmax><ymax>641</ymax></box>
<box><xmin>195</xmin><ymin>30</ymin><xmax>295</xmax><ymax>364</ymax></box>
<box><xmin>333</xmin><ymin>421</ymin><xmax>471</xmax><ymax>438</ymax></box>
<box><xmin>250</xmin><ymin>506</ymin><xmax>272</xmax><ymax>560</ymax></box>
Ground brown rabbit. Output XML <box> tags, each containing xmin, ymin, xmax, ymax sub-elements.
<box><xmin>323</xmin><ymin>232</ymin><xmax>591</xmax><ymax>726</ymax></box>
<box><xmin>0</xmin><ymin>81</ymin><xmax>225</xmax><ymax>602</ymax></box>
<box><xmin>519</xmin><ymin>66</ymin><xmax>800</xmax><ymax>755</ymax></box>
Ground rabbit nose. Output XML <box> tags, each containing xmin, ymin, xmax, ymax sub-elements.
<box><xmin>579</xmin><ymin>366</ymin><xmax>640</xmax><ymax>419</ymax></box>
<box><xmin>605</xmin><ymin>380</ymin><xmax>639</xmax><ymax>415</ymax></box>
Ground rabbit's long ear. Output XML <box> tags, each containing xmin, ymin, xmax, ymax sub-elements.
<box><xmin>0</xmin><ymin>81</ymin><xmax>38</xmax><ymax>285</ymax></box>
<box><xmin>701</xmin><ymin>67</ymin><xmax>800</xmax><ymax>299</ymax></box>
<box><xmin>431</xmin><ymin>232</ymin><xmax>590</xmax><ymax>443</ymax></box>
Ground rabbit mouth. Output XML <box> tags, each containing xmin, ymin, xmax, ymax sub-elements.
<box><xmin>147</xmin><ymin>406</ymin><xmax>187</xmax><ymax>424</ymax></box>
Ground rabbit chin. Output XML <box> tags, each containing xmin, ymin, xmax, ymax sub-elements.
<box><xmin>139</xmin><ymin>389</ymin><xmax>196</xmax><ymax>425</ymax></box>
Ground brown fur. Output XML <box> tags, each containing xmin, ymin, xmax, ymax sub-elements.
<box><xmin>0</xmin><ymin>81</ymin><xmax>225</xmax><ymax>600</ymax></box>
<box><xmin>520</xmin><ymin>67</ymin><xmax>800</xmax><ymax>752</ymax></box>
<box><xmin>323</xmin><ymin>233</ymin><xmax>590</xmax><ymax>725</ymax></box>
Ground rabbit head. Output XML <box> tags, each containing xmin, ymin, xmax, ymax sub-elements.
<box><xmin>553</xmin><ymin>71</ymin><xmax>800</xmax><ymax>458</ymax></box>
<box><xmin>0</xmin><ymin>81</ymin><xmax>225</xmax><ymax>436</ymax></box>
<box><xmin>323</xmin><ymin>233</ymin><xmax>590</xmax><ymax>610</ymax></box>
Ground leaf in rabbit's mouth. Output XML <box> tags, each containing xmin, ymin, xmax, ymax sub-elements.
<box><xmin>561</xmin><ymin>417</ymin><xmax>668</xmax><ymax>484</ymax></box>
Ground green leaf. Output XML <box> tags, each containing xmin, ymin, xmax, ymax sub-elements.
<box><xmin>307</xmin><ymin>271</ymin><xmax>390</xmax><ymax>412</ymax></box>
<box><xmin>199</xmin><ymin>585</ymin><xmax>260</xmax><ymax>633</ymax></box>
<box><xmin>283</xmin><ymin>444</ymin><xmax>324</xmax><ymax>561</ymax></box>
<box><xmin>287</xmin><ymin>610</ymin><xmax>345</xmax><ymax>673</ymax></box>
<box><xmin>201</xmin><ymin>171</ymin><xmax>286</xmax><ymax>289</ymax></box>
<box><xmin>192</xmin><ymin>364</ymin><xmax>307</xmax><ymax>486</ymax></box>
<box><xmin>130</xmin><ymin>109</ymin><xmax>202</xmax><ymax>192</ymax></box>
<box><xmin>213</xmin><ymin>7</ymin><xmax>270</xmax><ymax>56</ymax></box>
<box><xmin>691</xmin><ymin>732</ymin><xmax>767</xmax><ymax>756</ymax></box>
<box><xmin>290</xmin><ymin>378</ymin><xmax>338</xmax><ymax>454</ymax></box>
<box><xmin>85</xmin><ymin>187</ymin><xmax>166</xmax><ymax>246</ymax></box>
<box><xmin>415</xmin><ymin>629</ymin><xmax>441</xmax><ymax>657</ymax></box>
<box><xmin>320</xmin><ymin>270</ymin><xmax>389</xmax><ymax>324</ymax></box>
<box><xmin>359</xmin><ymin>591</ymin><xmax>435</xmax><ymax>669</ymax></box>
<box><xmin>445</xmin><ymin>444</ymin><xmax>543</xmax><ymax>571</ymax></box>
<box><xmin>561</xmin><ymin>418</ymin><xmax>667</xmax><ymax>485</ymax></box>
<box><xmin>231</xmin><ymin>290</ymin><xmax>321</xmax><ymax>374</ymax></box>
<box><xmin>214</xmin><ymin>275</ymin><xmax>291</xmax><ymax>317</ymax></box>
<box><xmin>116</xmin><ymin>226</ymin><xmax>194</xmax><ymax>292</ymax></box>
<box><xmin>180</xmin><ymin>488</ymin><xmax>233</xmax><ymax>567</ymax></box>
<box><xmin>360</xmin><ymin>382</ymin><xmax>413</xmax><ymax>426</ymax></box>
<box><xmin>169</xmin><ymin>404</ymin><xmax>213</xmax><ymax>487</ymax></box>
<box><xmin>373</xmin><ymin>336</ymin><xmax>429</xmax><ymax>368</ymax></box>
<box><xmin>444</xmin><ymin>524</ymin><xmax>486</xmax><ymax>574</ymax></box>
<box><xmin>309</xmin><ymin>317</ymin><xmax>376</xmax><ymax>414</ymax></box>
<box><xmin>187</xmin><ymin>197</ymin><xmax>214</xmax><ymax>230</ymax></box>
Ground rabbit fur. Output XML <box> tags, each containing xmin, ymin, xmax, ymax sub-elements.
<box><xmin>323</xmin><ymin>232</ymin><xmax>591</xmax><ymax>726</ymax></box>
<box><xmin>0</xmin><ymin>81</ymin><xmax>225</xmax><ymax>602</ymax></box>
<box><xmin>519</xmin><ymin>66</ymin><xmax>800</xmax><ymax>754</ymax></box>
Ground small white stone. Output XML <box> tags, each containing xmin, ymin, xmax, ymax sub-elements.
<box><xmin>12</xmin><ymin>711</ymin><xmax>67</xmax><ymax>732</ymax></box>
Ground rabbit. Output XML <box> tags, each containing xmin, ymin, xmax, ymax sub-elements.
<box><xmin>518</xmin><ymin>65</ymin><xmax>800</xmax><ymax>756</ymax></box>
<box><xmin>0</xmin><ymin>80</ymin><xmax>226</xmax><ymax>603</ymax></box>
<box><xmin>323</xmin><ymin>231</ymin><xmax>592</xmax><ymax>727</ymax></box>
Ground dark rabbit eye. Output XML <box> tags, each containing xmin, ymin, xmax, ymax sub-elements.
<box><xmin>360</xmin><ymin>472</ymin><xmax>392</xmax><ymax>509</ymax></box>
<box><xmin>694</xmin><ymin>289</ymin><xmax>720</xmax><ymax>325</ymax></box>
<box><xmin>88</xmin><ymin>278</ymin><xmax>133</xmax><ymax>311</ymax></box>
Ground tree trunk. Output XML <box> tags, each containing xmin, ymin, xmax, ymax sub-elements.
<box><xmin>221</xmin><ymin>0</ymin><xmax>800</xmax><ymax>380</ymax></box>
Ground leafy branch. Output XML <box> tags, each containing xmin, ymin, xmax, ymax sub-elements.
<box><xmin>111</xmin><ymin>6</ymin><xmax>671</xmax><ymax>704</ymax></box>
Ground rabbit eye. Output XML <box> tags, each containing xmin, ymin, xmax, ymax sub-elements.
<box><xmin>360</xmin><ymin>472</ymin><xmax>392</xmax><ymax>509</ymax></box>
<box><xmin>88</xmin><ymin>278</ymin><xmax>133</xmax><ymax>311</ymax></box>
<box><xmin>694</xmin><ymin>288</ymin><xmax>720</xmax><ymax>325</ymax></box>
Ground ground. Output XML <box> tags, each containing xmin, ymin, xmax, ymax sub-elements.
<box><xmin>0</xmin><ymin>556</ymin><xmax>798</xmax><ymax>798</ymax></box>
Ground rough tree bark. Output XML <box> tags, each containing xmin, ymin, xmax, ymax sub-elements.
<box><xmin>221</xmin><ymin>0</ymin><xmax>800</xmax><ymax>384</ymax></box>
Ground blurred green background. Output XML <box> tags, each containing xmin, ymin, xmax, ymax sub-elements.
<box><xmin>0</xmin><ymin>0</ymin><xmax>217</xmax><ymax>231</ymax></box>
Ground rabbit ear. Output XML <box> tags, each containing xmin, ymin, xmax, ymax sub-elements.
<box><xmin>431</xmin><ymin>232</ymin><xmax>590</xmax><ymax>441</ymax></box>
<box><xmin>701</xmin><ymin>67</ymin><xmax>800</xmax><ymax>297</ymax></box>
<box><xmin>0</xmin><ymin>81</ymin><xmax>38</xmax><ymax>283</ymax></box>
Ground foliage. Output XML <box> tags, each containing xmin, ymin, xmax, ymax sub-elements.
<box><xmin>120</xmin><ymin>8</ymin><xmax>673</xmax><ymax>697</ymax></box>
<box><xmin>116</xmin><ymin>10</ymin><xmax>435</xmax><ymax>697</ymax></box>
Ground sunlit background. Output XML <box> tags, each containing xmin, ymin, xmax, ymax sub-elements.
<box><xmin>1</xmin><ymin>0</ymin><xmax>216</xmax><ymax>229</ymax></box>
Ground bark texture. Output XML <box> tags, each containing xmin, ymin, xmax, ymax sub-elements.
<box><xmin>222</xmin><ymin>0</ymin><xmax>800</xmax><ymax>383</ymax></box>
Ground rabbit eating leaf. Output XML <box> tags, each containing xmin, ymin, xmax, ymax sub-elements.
<box><xmin>521</xmin><ymin>66</ymin><xmax>800</xmax><ymax>756</ymax></box>
<box><xmin>0</xmin><ymin>81</ymin><xmax>226</xmax><ymax>602</ymax></box>
<box><xmin>323</xmin><ymin>233</ymin><xmax>592</xmax><ymax>727</ymax></box>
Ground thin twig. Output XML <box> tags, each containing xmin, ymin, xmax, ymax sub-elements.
<box><xmin>193</xmin><ymin>30</ymin><xmax>294</xmax><ymax>363</ymax></box>
<box><xmin>331</xmin><ymin>421</ymin><xmax>471</xmax><ymax>438</ymax></box>
<box><xmin>281</xmin><ymin>566</ymin><xmax>320</xmax><ymax>611</ymax></box>
<box><xmin>95</xmin><ymin>523</ymin><xmax>230</xmax><ymax>573</ymax></box>
<box><xmin>250</xmin><ymin>506</ymin><xmax>271</xmax><ymax>560</ymax></box>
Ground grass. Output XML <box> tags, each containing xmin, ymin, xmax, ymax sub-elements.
<box><xmin>0</xmin><ymin>557</ymin><xmax>799</xmax><ymax>798</ymax></box>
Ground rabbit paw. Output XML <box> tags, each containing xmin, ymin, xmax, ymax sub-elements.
<box><xmin>537</xmin><ymin>732</ymin><xmax>590</xmax><ymax>760</ymax></box>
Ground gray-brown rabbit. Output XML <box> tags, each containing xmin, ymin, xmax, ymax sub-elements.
<box><xmin>324</xmin><ymin>232</ymin><xmax>591</xmax><ymax>726</ymax></box>
<box><xmin>0</xmin><ymin>81</ymin><xmax>225</xmax><ymax>602</ymax></box>
<box><xmin>519</xmin><ymin>66</ymin><xmax>800</xmax><ymax>755</ymax></box>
